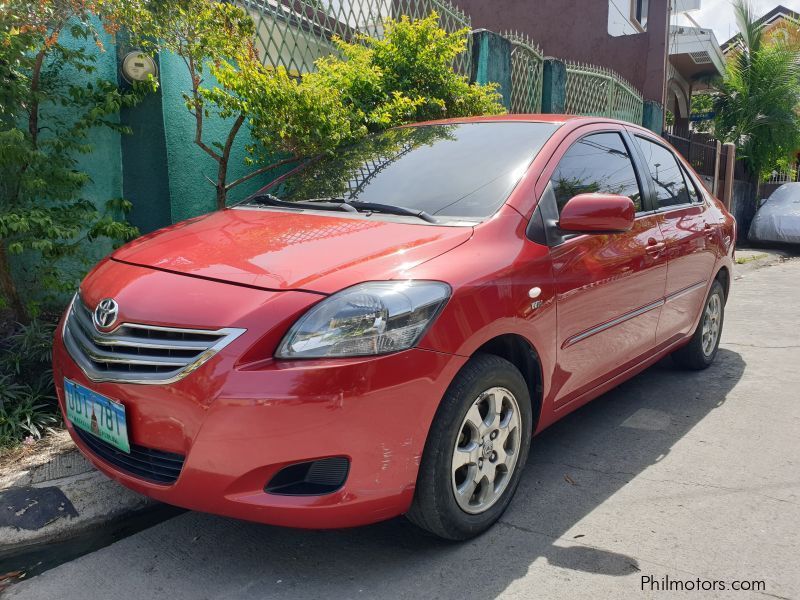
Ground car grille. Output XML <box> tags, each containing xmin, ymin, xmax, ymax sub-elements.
<box><xmin>73</xmin><ymin>426</ymin><xmax>185</xmax><ymax>485</ymax></box>
<box><xmin>63</xmin><ymin>295</ymin><xmax>246</xmax><ymax>384</ymax></box>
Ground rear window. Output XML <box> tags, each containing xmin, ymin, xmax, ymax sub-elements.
<box><xmin>634</xmin><ymin>135</ymin><xmax>691</xmax><ymax>209</ymax></box>
<box><xmin>251</xmin><ymin>122</ymin><xmax>559</xmax><ymax>221</ymax></box>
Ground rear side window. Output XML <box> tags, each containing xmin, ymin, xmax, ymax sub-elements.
<box><xmin>550</xmin><ymin>132</ymin><xmax>643</xmax><ymax>213</ymax></box>
<box><xmin>634</xmin><ymin>136</ymin><xmax>690</xmax><ymax>208</ymax></box>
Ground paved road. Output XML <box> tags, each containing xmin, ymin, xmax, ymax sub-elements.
<box><xmin>8</xmin><ymin>259</ymin><xmax>800</xmax><ymax>600</ymax></box>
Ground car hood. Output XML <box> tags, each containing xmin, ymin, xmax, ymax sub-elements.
<box><xmin>112</xmin><ymin>208</ymin><xmax>473</xmax><ymax>293</ymax></box>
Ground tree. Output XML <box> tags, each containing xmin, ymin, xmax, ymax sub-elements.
<box><xmin>114</xmin><ymin>0</ymin><xmax>267</xmax><ymax>210</ymax></box>
<box><xmin>713</xmin><ymin>0</ymin><xmax>800</xmax><ymax>181</ymax></box>
<box><xmin>0</xmin><ymin>0</ymin><xmax>149</xmax><ymax>324</ymax></box>
<box><xmin>120</xmin><ymin>3</ymin><xmax>504</xmax><ymax>209</ymax></box>
<box><xmin>689</xmin><ymin>92</ymin><xmax>715</xmax><ymax>135</ymax></box>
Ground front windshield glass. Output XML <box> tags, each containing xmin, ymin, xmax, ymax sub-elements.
<box><xmin>243</xmin><ymin>122</ymin><xmax>559</xmax><ymax>221</ymax></box>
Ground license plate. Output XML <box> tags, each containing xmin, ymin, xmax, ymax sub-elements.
<box><xmin>64</xmin><ymin>378</ymin><xmax>130</xmax><ymax>453</ymax></box>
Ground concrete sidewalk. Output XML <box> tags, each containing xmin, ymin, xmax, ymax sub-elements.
<box><xmin>0</xmin><ymin>433</ymin><xmax>151</xmax><ymax>554</ymax></box>
<box><xmin>6</xmin><ymin>259</ymin><xmax>800</xmax><ymax>600</ymax></box>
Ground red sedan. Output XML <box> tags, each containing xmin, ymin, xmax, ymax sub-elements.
<box><xmin>54</xmin><ymin>116</ymin><xmax>735</xmax><ymax>540</ymax></box>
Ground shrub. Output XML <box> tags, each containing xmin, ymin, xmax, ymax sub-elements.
<box><xmin>0</xmin><ymin>318</ymin><xmax>60</xmax><ymax>448</ymax></box>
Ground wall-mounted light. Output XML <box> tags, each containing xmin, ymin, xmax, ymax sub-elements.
<box><xmin>120</xmin><ymin>51</ymin><xmax>158</xmax><ymax>84</ymax></box>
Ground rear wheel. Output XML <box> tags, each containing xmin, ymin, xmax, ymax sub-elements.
<box><xmin>406</xmin><ymin>354</ymin><xmax>532</xmax><ymax>540</ymax></box>
<box><xmin>671</xmin><ymin>279</ymin><xmax>725</xmax><ymax>370</ymax></box>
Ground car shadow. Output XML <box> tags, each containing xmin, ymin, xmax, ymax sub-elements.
<box><xmin>14</xmin><ymin>349</ymin><xmax>745</xmax><ymax>600</ymax></box>
<box><xmin>148</xmin><ymin>349</ymin><xmax>743</xmax><ymax>599</ymax></box>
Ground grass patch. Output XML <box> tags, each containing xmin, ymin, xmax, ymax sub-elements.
<box><xmin>735</xmin><ymin>253</ymin><xmax>768</xmax><ymax>264</ymax></box>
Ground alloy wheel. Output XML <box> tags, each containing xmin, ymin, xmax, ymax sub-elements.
<box><xmin>702</xmin><ymin>293</ymin><xmax>722</xmax><ymax>356</ymax></box>
<box><xmin>451</xmin><ymin>387</ymin><xmax>522</xmax><ymax>514</ymax></box>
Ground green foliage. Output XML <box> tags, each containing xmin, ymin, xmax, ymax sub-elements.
<box><xmin>713</xmin><ymin>0</ymin><xmax>800</xmax><ymax>181</ymax></box>
<box><xmin>690</xmin><ymin>92</ymin><xmax>715</xmax><ymax>134</ymax></box>
<box><xmin>210</xmin><ymin>11</ymin><xmax>504</xmax><ymax>191</ymax></box>
<box><xmin>0</xmin><ymin>318</ymin><xmax>60</xmax><ymax>448</ymax></box>
<box><xmin>0</xmin><ymin>0</ymin><xmax>151</xmax><ymax>323</ymax></box>
<box><xmin>306</xmin><ymin>13</ymin><xmax>503</xmax><ymax>133</ymax></box>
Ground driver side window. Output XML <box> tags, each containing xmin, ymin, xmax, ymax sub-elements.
<box><xmin>550</xmin><ymin>132</ymin><xmax>643</xmax><ymax>214</ymax></box>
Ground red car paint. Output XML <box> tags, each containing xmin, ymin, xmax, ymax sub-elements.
<box><xmin>53</xmin><ymin>116</ymin><xmax>735</xmax><ymax>529</ymax></box>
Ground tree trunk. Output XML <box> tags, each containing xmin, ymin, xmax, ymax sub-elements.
<box><xmin>215</xmin><ymin>114</ymin><xmax>246</xmax><ymax>210</ymax></box>
<box><xmin>216</xmin><ymin>149</ymin><xmax>230</xmax><ymax>210</ymax></box>
<box><xmin>0</xmin><ymin>240</ymin><xmax>29</xmax><ymax>325</ymax></box>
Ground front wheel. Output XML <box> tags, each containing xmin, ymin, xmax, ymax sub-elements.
<box><xmin>406</xmin><ymin>354</ymin><xmax>532</xmax><ymax>540</ymax></box>
<box><xmin>671</xmin><ymin>279</ymin><xmax>725</xmax><ymax>370</ymax></box>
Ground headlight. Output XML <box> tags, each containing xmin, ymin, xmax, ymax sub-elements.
<box><xmin>276</xmin><ymin>281</ymin><xmax>451</xmax><ymax>359</ymax></box>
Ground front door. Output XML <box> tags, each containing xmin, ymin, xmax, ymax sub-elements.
<box><xmin>541</xmin><ymin>131</ymin><xmax>668</xmax><ymax>405</ymax></box>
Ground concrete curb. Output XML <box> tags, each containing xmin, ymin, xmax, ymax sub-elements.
<box><xmin>1</xmin><ymin>439</ymin><xmax>152</xmax><ymax>556</ymax></box>
<box><xmin>733</xmin><ymin>248</ymin><xmax>794</xmax><ymax>279</ymax></box>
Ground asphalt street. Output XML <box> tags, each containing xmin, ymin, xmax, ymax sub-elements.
<box><xmin>7</xmin><ymin>258</ymin><xmax>800</xmax><ymax>600</ymax></box>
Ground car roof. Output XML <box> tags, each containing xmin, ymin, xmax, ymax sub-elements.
<box><xmin>405</xmin><ymin>114</ymin><xmax>629</xmax><ymax>127</ymax></box>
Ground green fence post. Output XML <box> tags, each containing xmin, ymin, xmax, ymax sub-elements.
<box><xmin>470</xmin><ymin>29</ymin><xmax>512</xmax><ymax>110</ymax></box>
<box><xmin>541</xmin><ymin>58</ymin><xmax>566</xmax><ymax>114</ymax></box>
<box><xmin>642</xmin><ymin>100</ymin><xmax>665</xmax><ymax>134</ymax></box>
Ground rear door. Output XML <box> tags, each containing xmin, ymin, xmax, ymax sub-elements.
<box><xmin>630</xmin><ymin>134</ymin><xmax>717</xmax><ymax>346</ymax></box>
<box><xmin>538</xmin><ymin>128</ymin><xmax>668</xmax><ymax>406</ymax></box>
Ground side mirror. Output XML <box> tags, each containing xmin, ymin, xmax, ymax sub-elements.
<box><xmin>559</xmin><ymin>193</ymin><xmax>635</xmax><ymax>233</ymax></box>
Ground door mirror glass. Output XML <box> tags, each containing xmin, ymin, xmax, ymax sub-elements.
<box><xmin>559</xmin><ymin>194</ymin><xmax>635</xmax><ymax>233</ymax></box>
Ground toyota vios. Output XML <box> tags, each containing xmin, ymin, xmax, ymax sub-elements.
<box><xmin>54</xmin><ymin>116</ymin><xmax>735</xmax><ymax>540</ymax></box>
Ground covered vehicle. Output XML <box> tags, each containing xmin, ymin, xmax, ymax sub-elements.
<box><xmin>749</xmin><ymin>182</ymin><xmax>800</xmax><ymax>244</ymax></box>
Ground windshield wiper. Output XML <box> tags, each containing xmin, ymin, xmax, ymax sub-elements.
<box><xmin>353</xmin><ymin>201</ymin><xmax>438</xmax><ymax>224</ymax></box>
<box><xmin>248</xmin><ymin>194</ymin><xmax>438</xmax><ymax>224</ymax></box>
<box><xmin>307</xmin><ymin>197</ymin><xmax>439</xmax><ymax>224</ymax></box>
<box><xmin>245</xmin><ymin>193</ymin><xmax>357</xmax><ymax>213</ymax></box>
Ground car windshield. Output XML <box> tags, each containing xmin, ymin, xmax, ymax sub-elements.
<box><xmin>241</xmin><ymin>122</ymin><xmax>559</xmax><ymax>222</ymax></box>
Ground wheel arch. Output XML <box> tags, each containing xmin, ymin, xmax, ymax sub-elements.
<box><xmin>473</xmin><ymin>334</ymin><xmax>544</xmax><ymax>432</ymax></box>
<box><xmin>715</xmin><ymin>265</ymin><xmax>731</xmax><ymax>303</ymax></box>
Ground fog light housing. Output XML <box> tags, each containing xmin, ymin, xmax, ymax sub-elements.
<box><xmin>265</xmin><ymin>457</ymin><xmax>350</xmax><ymax>496</ymax></box>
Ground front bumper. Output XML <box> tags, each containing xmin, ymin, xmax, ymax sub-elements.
<box><xmin>54</xmin><ymin>322</ymin><xmax>466</xmax><ymax>529</ymax></box>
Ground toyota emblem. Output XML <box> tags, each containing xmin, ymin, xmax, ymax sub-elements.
<box><xmin>93</xmin><ymin>298</ymin><xmax>119</xmax><ymax>330</ymax></box>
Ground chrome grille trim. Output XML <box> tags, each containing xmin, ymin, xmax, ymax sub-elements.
<box><xmin>62</xmin><ymin>295</ymin><xmax>246</xmax><ymax>385</ymax></box>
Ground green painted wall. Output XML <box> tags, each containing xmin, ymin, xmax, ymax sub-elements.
<box><xmin>116</xmin><ymin>31</ymin><xmax>173</xmax><ymax>235</ymax></box>
<box><xmin>60</xmin><ymin>22</ymin><xmax>122</xmax><ymax>265</ymax></box>
<box><xmin>158</xmin><ymin>53</ymin><xmax>275</xmax><ymax>223</ymax></box>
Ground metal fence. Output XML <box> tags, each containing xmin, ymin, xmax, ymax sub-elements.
<box><xmin>564</xmin><ymin>62</ymin><xmax>643</xmax><ymax>124</ymax></box>
<box><xmin>502</xmin><ymin>30</ymin><xmax>544</xmax><ymax>114</ymax></box>
<box><xmin>240</xmin><ymin>0</ymin><xmax>472</xmax><ymax>76</ymax></box>
<box><xmin>663</xmin><ymin>130</ymin><xmax>719</xmax><ymax>179</ymax></box>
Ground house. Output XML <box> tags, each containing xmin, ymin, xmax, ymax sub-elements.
<box><xmin>721</xmin><ymin>4</ymin><xmax>800</xmax><ymax>56</ymax></box>
<box><xmin>668</xmin><ymin>3</ymin><xmax>726</xmax><ymax>133</ymax></box>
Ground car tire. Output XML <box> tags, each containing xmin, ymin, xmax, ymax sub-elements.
<box><xmin>406</xmin><ymin>353</ymin><xmax>532</xmax><ymax>540</ymax></box>
<box><xmin>671</xmin><ymin>279</ymin><xmax>726</xmax><ymax>370</ymax></box>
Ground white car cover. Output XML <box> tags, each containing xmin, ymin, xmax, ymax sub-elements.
<box><xmin>749</xmin><ymin>183</ymin><xmax>800</xmax><ymax>243</ymax></box>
